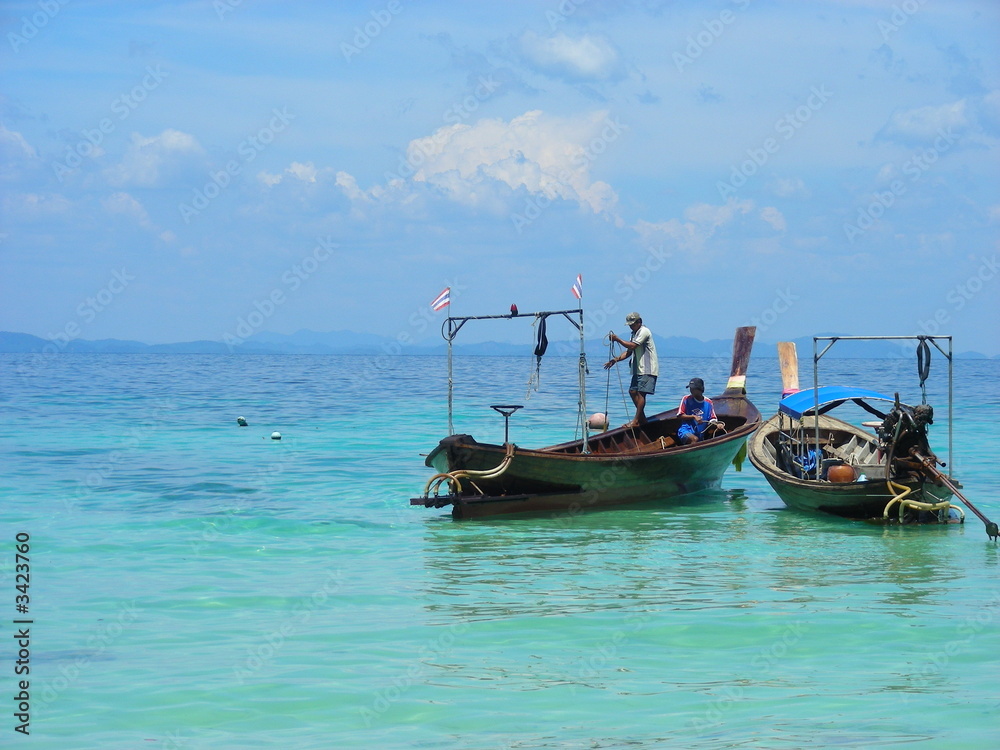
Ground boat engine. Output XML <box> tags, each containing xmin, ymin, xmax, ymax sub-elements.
<box><xmin>878</xmin><ymin>403</ymin><xmax>936</xmax><ymax>478</ymax></box>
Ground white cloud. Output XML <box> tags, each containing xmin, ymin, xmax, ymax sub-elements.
<box><xmin>880</xmin><ymin>100</ymin><xmax>969</xmax><ymax>142</ymax></box>
<box><xmin>771</xmin><ymin>177</ymin><xmax>809</xmax><ymax>198</ymax></box>
<box><xmin>258</xmin><ymin>170</ymin><xmax>283</xmax><ymax>187</ymax></box>
<box><xmin>2</xmin><ymin>192</ymin><xmax>71</xmax><ymax>218</ymax></box>
<box><xmin>400</xmin><ymin>109</ymin><xmax>621</xmax><ymax>216</ymax></box>
<box><xmin>258</xmin><ymin>161</ymin><xmax>323</xmax><ymax>187</ymax></box>
<box><xmin>335</xmin><ymin>171</ymin><xmax>366</xmax><ymax>201</ymax></box>
<box><xmin>0</xmin><ymin>124</ymin><xmax>36</xmax><ymax>160</ymax></box>
<box><xmin>287</xmin><ymin>161</ymin><xmax>318</xmax><ymax>183</ymax></box>
<box><xmin>634</xmin><ymin>199</ymin><xmax>754</xmax><ymax>254</ymax></box>
<box><xmin>106</xmin><ymin>129</ymin><xmax>202</xmax><ymax>187</ymax></box>
<box><xmin>877</xmin><ymin>90</ymin><xmax>1000</xmax><ymax>146</ymax></box>
<box><xmin>102</xmin><ymin>191</ymin><xmax>152</xmax><ymax>228</ymax></box>
<box><xmin>760</xmin><ymin>206</ymin><xmax>787</xmax><ymax>231</ymax></box>
<box><xmin>977</xmin><ymin>90</ymin><xmax>1000</xmax><ymax>134</ymax></box>
<box><xmin>517</xmin><ymin>31</ymin><xmax>624</xmax><ymax>82</ymax></box>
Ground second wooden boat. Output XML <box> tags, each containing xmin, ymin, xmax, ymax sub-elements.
<box><xmin>747</xmin><ymin>337</ymin><xmax>963</xmax><ymax>523</ymax></box>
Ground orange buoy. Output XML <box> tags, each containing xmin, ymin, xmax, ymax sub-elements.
<box><xmin>827</xmin><ymin>464</ymin><xmax>856</xmax><ymax>483</ymax></box>
<box><xmin>588</xmin><ymin>412</ymin><xmax>608</xmax><ymax>431</ymax></box>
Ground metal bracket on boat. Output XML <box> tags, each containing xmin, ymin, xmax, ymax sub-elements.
<box><xmin>417</xmin><ymin>442</ymin><xmax>517</xmax><ymax>506</ymax></box>
<box><xmin>490</xmin><ymin>404</ymin><xmax>523</xmax><ymax>444</ymax></box>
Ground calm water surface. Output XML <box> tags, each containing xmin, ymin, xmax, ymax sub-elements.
<box><xmin>1</xmin><ymin>352</ymin><xmax>998</xmax><ymax>749</ymax></box>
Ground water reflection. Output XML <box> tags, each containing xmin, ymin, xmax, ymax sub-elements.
<box><xmin>419</xmin><ymin>484</ymin><xmax>961</xmax><ymax>623</ymax></box>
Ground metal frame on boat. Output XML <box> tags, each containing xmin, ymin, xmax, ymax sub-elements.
<box><xmin>410</xmin><ymin>312</ymin><xmax>761</xmax><ymax>519</ymax></box>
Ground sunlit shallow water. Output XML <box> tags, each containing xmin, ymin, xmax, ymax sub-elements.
<box><xmin>1</xmin><ymin>353</ymin><xmax>998</xmax><ymax>749</ymax></box>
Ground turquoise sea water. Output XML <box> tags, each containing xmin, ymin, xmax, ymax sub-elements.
<box><xmin>2</xmin><ymin>352</ymin><xmax>998</xmax><ymax>749</ymax></box>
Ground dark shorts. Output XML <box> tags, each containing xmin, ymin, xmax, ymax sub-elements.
<box><xmin>629</xmin><ymin>373</ymin><xmax>656</xmax><ymax>394</ymax></box>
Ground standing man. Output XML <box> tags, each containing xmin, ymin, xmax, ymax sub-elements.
<box><xmin>604</xmin><ymin>312</ymin><xmax>658</xmax><ymax>427</ymax></box>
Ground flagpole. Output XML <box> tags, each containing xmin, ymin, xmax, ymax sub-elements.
<box><xmin>447</xmin><ymin>298</ymin><xmax>454</xmax><ymax>436</ymax></box>
<box><xmin>571</xmin><ymin>274</ymin><xmax>589</xmax><ymax>453</ymax></box>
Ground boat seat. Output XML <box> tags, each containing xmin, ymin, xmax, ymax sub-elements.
<box><xmin>823</xmin><ymin>443</ymin><xmax>852</xmax><ymax>462</ymax></box>
<box><xmin>622</xmin><ymin>435</ymin><xmax>675</xmax><ymax>454</ymax></box>
<box><xmin>763</xmin><ymin>439</ymin><xmax>778</xmax><ymax>462</ymax></box>
<box><xmin>855</xmin><ymin>443</ymin><xmax>874</xmax><ymax>464</ymax></box>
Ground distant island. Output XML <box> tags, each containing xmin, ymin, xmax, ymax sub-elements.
<box><xmin>0</xmin><ymin>330</ymin><xmax>994</xmax><ymax>358</ymax></box>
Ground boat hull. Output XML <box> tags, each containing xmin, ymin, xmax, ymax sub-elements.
<box><xmin>756</xmin><ymin>470</ymin><xmax>953</xmax><ymax>519</ymax></box>
<box><xmin>422</xmin><ymin>394</ymin><xmax>759</xmax><ymax>519</ymax></box>
<box><xmin>748</xmin><ymin>413</ymin><xmax>955</xmax><ymax>520</ymax></box>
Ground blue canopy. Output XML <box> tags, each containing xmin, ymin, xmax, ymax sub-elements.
<box><xmin>778</xmin><ymin>386</ymin><xmax>896</xmax><ymax>420</ymax></box>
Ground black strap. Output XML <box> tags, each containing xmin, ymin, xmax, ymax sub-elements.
<box><xmin>533</xmin><ymin>315</ymin><xmax>548</xmax><ymax>357</ymax></box>
<box><xmin>916</xmin><ymin>338</ymin><xmax>931</xmax><ymax>388</ymax></box>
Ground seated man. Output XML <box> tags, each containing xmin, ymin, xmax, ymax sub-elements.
<box><xmin>676</xmin><ymin>377</ymin><xmax>720</xmax><ymax>444</ymax></box>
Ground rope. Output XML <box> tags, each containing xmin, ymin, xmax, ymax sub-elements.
<box><xmin>605</xmin><ymin>331</ymin><xmax>637</xmax><ymax>436</ymax></box>
<box><xmin>525</xmin><ymin>315</ymin><xmax>549</xmax><ymax>398</ymax></box>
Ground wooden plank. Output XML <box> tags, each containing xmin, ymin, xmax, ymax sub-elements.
<box><xmin>778</xmin><ymin>341</ymin><xmax>799</xmax><ymax>394</ymax></box>
<box><xmin>725</xmin><ymin>326</ymin><xmax>756</xmax><ymax>392</ymax></box>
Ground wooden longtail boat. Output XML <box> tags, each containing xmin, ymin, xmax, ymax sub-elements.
<box><xmin>411</xmin><ymin>323</ymin><xmax>760</xmax><ymax>519</ymax></box>
<box><xmin>747</xmin><ymin>336</ymin><xmax>966</xmax><ymax>524</ymax></box>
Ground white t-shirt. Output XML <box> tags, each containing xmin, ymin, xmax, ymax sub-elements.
<box><xmin>630</xmin><ymin>325</ymin><xmax>659</xmax><ymax>377</ymax></box>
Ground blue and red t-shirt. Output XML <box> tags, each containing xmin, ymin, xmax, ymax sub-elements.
<box><xmin>678</xmin><ymin>394</ymin><xmax>717</xmax><ymax>437</ymax></box>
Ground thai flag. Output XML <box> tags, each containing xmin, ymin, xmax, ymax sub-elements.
<box><xmin>430</xmin><ymin>287</ymin><xmax>450</xmax><ymax>311</ymax></box>
<box><xmin>571</xmin><ymin>274</ymin><xmax>582</xmax><ymax>300</ymax></box>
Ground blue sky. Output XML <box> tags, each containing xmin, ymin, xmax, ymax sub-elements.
<box><xmin>2</xmin><ymin>0</ymin><xmax>998</xmax><ymax>353</ymax></box>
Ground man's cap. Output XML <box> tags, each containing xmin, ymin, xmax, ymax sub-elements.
<box><xmin>687</xmin><ymin>377</ymin><xmax>705</xmax><ymax>390</ymax></box>
<box><xmin>625</xmin><ymin>312</ymin><xmax>641</xmax><ymax>324</ymax></box>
